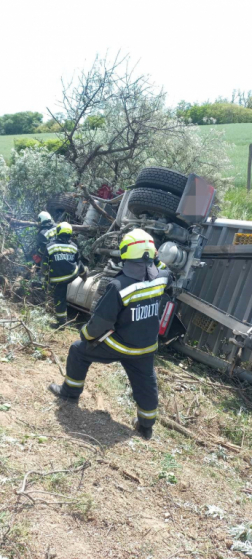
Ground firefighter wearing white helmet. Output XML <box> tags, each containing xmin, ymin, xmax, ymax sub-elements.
<box><xmin>34</xmin><ymin>211</ymin><xmax>56</xmax><ymax>266</ymax></box>
<box><xmin>42</xmin><ymin>222</ymin><xmax>87</xmax><ymax>328</ymax></box>
<box><xmin>48</xmin><ymin>228</ymin><xmax>173</xmax><ymax>440</ymax></box>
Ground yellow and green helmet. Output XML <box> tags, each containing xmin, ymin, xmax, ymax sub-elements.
<box><xmin>56</xmin><ymin>222</ymin><xmax>72</xmax><ymax>237</ymax></box>
<box><xmin>119</xmin><ymin>228</ymin><xmax>156</xmax><ymax>260</ymax></box>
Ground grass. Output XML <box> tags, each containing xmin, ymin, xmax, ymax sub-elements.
<box><xmin>1</xmin><ymin>124</ymin><xmax>251</xmax><ymax>187</ymax></box>
<box><xmin>1</xmin><ymin>325</ymin><xmax>252</xmax><ymax>559</ymax></box>
<box><xmin>158</xmin><ymin>452</ymin><xmax>181</xmax><ymax>483</ymax></box>
<box><xmin>0</xmin><ymin>132</ymin><xmax>57</xmax><ymax>161</ymax></box>
<box><xmin>200</xmin><ymin>123</ymin><xmax>252</xmax><ymax>219</ymax></box>
<box><xmin>1</xmin><ymin>124</ymin><xmax>252</xmax><ymax>218</ymax></box>
<box><xmin>199</xmin><ymin>123</ymin><xmax>252</xmax><ymax>189</ymax></box>
<box><xmin>224</xmin><ymin>186</ymin><xmax>252</xmax><ymax>220</ymax></box>
<box><xmin>0</xmin><ymin>512</ymin><xmax>31</xmax><ymax>559</ymax></box>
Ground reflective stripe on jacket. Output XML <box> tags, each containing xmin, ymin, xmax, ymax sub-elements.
<box><xmin>44</xmin><ymin>240</ymin><xmax>80</xmax><ymax>284</ymax></box>
<box><xmin>37</xmin><ymin>224</ymin><xmax>57</xmax><ymax>256</ymax></box>
<box><xmin>81</xmin><ymin>268</ymin><xmax>173</xmax><ymax>355</ymax></box>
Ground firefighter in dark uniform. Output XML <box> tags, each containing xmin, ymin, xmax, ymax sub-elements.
<box><xmin>42</xmin><ymin>222</ymin><xmax>87</xmax><ymax>328</ymax></box>
<box><xmin>48</xmin><ymin>228</ymin><xmax>173</xmax><ymax>439</ymax></box>
<box><xmin>34</xmin><ymin>211</ymin><xmax>57</xmax><ymax>266</ymax></box>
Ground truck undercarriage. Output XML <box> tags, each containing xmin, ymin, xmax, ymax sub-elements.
<box><xmin>40</xmin><ymin>166</ymin><xmax>252</xmax><ymax>382</ymax></box>
<box><xmin>55</xmin><ymin>167</ymin><xmax>216</xmax><ymax>342</ymax></box>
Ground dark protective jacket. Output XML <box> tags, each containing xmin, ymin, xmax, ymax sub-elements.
<box><xmin>81</xmin><ymin>263</ymin><xmax>173</xmax><ymax>356</ymax></box>
<box><xmin>37</xmin><ymin>221</ymin><xmax>57</xmax><ymax>257</ymax></box>
<box><xmin>42</xmin><ymin>239</ymin><xmax>81</xmax><ymax>284</ymax></box>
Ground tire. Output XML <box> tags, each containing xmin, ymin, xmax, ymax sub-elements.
<box><xmin>47</xmin><ymin>193</ymin><xmax>77</xmax><ymax>217</ymax></box>
<box><xmin>97</xmin><ymin>276</ymin><xmax>112</xmax><ymax>295</ymax></box>
<box><xmin>135</xmin><ymin>167</ymin><xmax>187</xmax><ymax>196</ymax></box>
<box><xmin>90</xmin><ymin>276</ymin><xmax>112</xmax><ymax>312</ymax></box>
<box><xmin>128</xmin><ymin>187</ymin><xmax>180</xmax><ymax>218</ymax></box>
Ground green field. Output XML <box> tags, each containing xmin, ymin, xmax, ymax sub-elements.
<box><xmin>0</xmin><ymin>132</ymin><xmax>57</xmax><ymax>161</ymax></box>
<box><xmin>200</xmin><ymin>123</ymin><xmax>252</xmax><ymax>189</ymax></box>
<box><xmin>1</xmin><ymin>125</ymin><xmax>252</xmax><ymax>188</ymax></box>
<box><xmin>1</xmin><ymin>125</ymin><xmax>252</xmax><ymax>219</ymax></box>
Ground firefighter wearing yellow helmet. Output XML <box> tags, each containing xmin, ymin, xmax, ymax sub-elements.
<box><xmin>48</xmin><ymin>228</ymin><xmax>173</xmax><ymax>440</ymax></box>
<box><xmin>42</xmin><ymin>222</ymin><xmax>87</xmax><ymax>328</ymax></box>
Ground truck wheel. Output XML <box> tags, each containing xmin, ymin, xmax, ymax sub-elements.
<box><xmin>97</xmin><ymin>276</ymin><xmax>112</xmax><ymax>295</ymax></box>
<box><xmin>47</xmin><ymin>193</ymin><xmax>77</xmax><ymax>218</ymax></box>
<box><xmin>135</xmin><ymin>167</ymin><xmax>187</xmax><ymax>196</ymax></box>
<box><xmin>90</xmin><ymin>276</ymin><xmax>112</xmax><ymax>312</ymax></box>
<box><xmin>128</xmin><ymin>187</ymin><xmax>180</xmax><ymax>218</ymax></box>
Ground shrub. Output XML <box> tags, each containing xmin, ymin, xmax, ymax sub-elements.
<box><xmin>177</xmin><ymin>102</ymin><xmax>252</xmax><ymax>125</ymax></box>
<box><xmin>148</xmin><ymin>125</ymin><xmax>233</xmax><ymax>199</ymax></box>
<box><xmin>13</xmin><ymin>137</ymin><xmax>69</xmax><ymax>156</ymax></box>
<box><xmin>8</xmin><ymin>147</ymin><xmax>77</xmax><ymax>215</ymax></box>
<box><xmin>14</xmin><ymin>138</ymin><xmax>40</xmax><ymax>152</ymax></box>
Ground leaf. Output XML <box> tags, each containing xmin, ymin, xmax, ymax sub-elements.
<box><xmin>38</xmin><ymin>436</ymin><xmax>48</xmax><ymax>443</ymax></box>
<box><xmin>0</xmin><ymin>403</ymin><xmax>11</xmax><ymax>412</ymax></box>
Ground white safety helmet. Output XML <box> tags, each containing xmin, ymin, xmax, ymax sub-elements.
<box><xmin>38</xmin><ymin>211</ymin><xmax>52</xmax><ymax>224</ymax></box>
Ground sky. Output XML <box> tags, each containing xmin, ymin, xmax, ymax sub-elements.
<box><xmin>1</xmin><ymin>0</ymin><xmax>252</xmax><ymax>119</ymax></box>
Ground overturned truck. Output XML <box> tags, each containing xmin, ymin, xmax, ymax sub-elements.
<box><xmin>61</xmin><ymin>168</ymin><xmax>214</xmax><ymax>335</ymax></box>
<box><xmin>47</xmin><ymin>167</ymin><xmax>252</xmax><ymax>382</ymax></box>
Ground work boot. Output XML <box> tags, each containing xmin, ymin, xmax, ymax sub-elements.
<box><xmin>48</xmin><ymin>383</ymin><xmax>79</xmax><ymax>402</ymax></box>
<box><xmin>132</xmin><ymin>418</ymin><xmax>153</xmax><ymax>440</ymax></box>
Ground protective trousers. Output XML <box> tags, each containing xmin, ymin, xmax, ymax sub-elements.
<box><xmin>62</xmin><ymin>340</ymin><xmax>158</xmax><ymax>427</ymax></box>
<box><xmin>53</xmin><ymin>283</ymin><xmax>68</xmax><ymax>323</ymax></box>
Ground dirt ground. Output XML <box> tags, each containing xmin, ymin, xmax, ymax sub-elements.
<box><xmin>1</xmin><ymin>314</ymin><xmax>252</xmax><ymax>559</ymax></box>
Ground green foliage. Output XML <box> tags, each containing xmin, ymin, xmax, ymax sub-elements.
<box><xmin>224</xmin><ymin>188</ymin><xmax>252</xmax><ymax>220</ymax></box>
<box><xmin>150</xmin><ymin>125</ymin><xmax>232</xmax><ymax>198</ymax></box>
<box><xmin>8</xmin><ymin>146</ymin><xmax>77</xmax><ymax>214</ymax></box>
<box><xmin>217</xmin><ymin>394</ymin><xmax>252</xmax><ymax>447</ymax></box>
<box><xmin>0</xmin><ymin>155</ymin><xmax>8</xmax><ymax>192</ymax></box>
<box><xmin>84</xmin><ymin>115</ymin><xmax>106</xmax><ymax>130</ymax></box>
<box><xmin>0</xmin><ymin>512</ymin><xmax>30</xmax><ymax>559</ymax></box>
<box><xmin>42</xmin><ymin>137</ymin><xmax>69</xmax><ymax>154</ymax></box>
<box><xmin>14</xmin><ymin>136</ymin><xmax>69</xmax><ymax>155</ymax></box>
<box><xmin>68</xmin><ymin>495</ymin><xmax>93</xmax><ymax>521</ymax></box>
<box><xmin>200</xmin><ymin>122</ymin><xmax>252</xmax><ymax>192</ymax></box>
<box><xmin>35</xmin><ymin>118</ymin><xmax>62</xmax><ymax>133</ymax></box>
<box><xmin>0</xmin><ymin>111</ymin><xmax>43</xmax><ymax>135</ymax></box>
<box><xmin>0</xmin><ymin>132</ymin><xmax>58</xmax><ymax>161</ymax></box>
<box><xmin>46</xmin><ymin>472</ymin><xmax>69</xmax><ymax>490</ymax></box>
<box><xmin>158</xmin><ymin>452</ymin><xmax>181</xmax><ymax>483</ymax></box>
<box><xmin>14</xmin><ymin>137</ymin><xmax>40</xmax><ymax>152</ymax></box>
<box><xmin>35</xmin><ymin>113</ymin><xmax>75</xmax><ymax>133</ymax></box>
<box><xmin>177</xmin><ymin>102</ymin><xmax>252</xmax><ymax>125</ymax></box>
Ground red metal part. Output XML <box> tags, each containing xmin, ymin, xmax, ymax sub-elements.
<box><xmin>95</xmin><ymin>184</ymin><xmax>114</xmax><ymax>199</ymax></box>
<box><xmin>95</xmin><ymin>184</ymin><xmax>125</xmax><ymax>199</ymax></box>
<box><xmin>159</xmin><ymin>301</ymin><xmax>175</xmax><ymax>336</ymax></box>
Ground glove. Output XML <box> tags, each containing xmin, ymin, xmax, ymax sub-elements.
<box><xmin>32</xmin><ymin>254</ymin><xmax>42</xmax><ymax>264</ymax></box>
<box><xmin>79</xmin><ymin>266</ymin><xmax>89</xmax><ymax>281</ymax></box>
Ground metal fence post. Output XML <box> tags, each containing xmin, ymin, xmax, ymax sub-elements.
<box><xmin>247</xmin><ymin>143</ymin><xmax>252</xmax><ymax>191</ymax></box>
